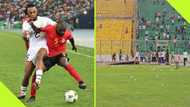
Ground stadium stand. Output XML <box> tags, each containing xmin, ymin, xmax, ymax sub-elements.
<box><xmin>97</xmin><ymin>0</ymin><xmax>135</xmax><ymax>17</ymax></box>
<box><xmin>137</xmin><ymin>0</ymin><xmax>190</xmax><ymax>53</ymax></box>
<box><xmin>0</xmin><ymin>0</ymin><xmax>93</xmax><ymax>29</ymax></box>
<box><xmin>97</xmin><ymin>19</ymin><xmax>132</xmax><ymax>40</ymax></box>
<box><xmin>97</xmin><ymin>0</ymin><xmax>190</xmax><ymax>63</ymax></box>
<box><xmin>96</xmin><ymin>19</ymin><xmax>133</xmax><ymax>55</ymax></box>
<box><xmin>96</xmin><ymin>0</ymin><xmax>136</xmax><ymax>57</ymax></box>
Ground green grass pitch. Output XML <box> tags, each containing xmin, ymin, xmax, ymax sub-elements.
<box><xmin>0</xmin><ymin>32</ymin><xmax>94</xmax><ymax>107</ymax></box>
<box><xmin>97</xmin><ymin>64</ymin><xmax>190</xmax><ymax>107</ymax></box>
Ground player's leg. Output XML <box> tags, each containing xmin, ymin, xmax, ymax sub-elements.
<box><xmin>57</xmin><ymin>54</ymin><xmax>86</xmax><ymax>89</ymax></box>
<box><xmin>184</xmin><ymin>58</ymin><xmax>187</xmax><ymax>66</ymax></box>
<box><xmin>35</xmin><ymin>48</ymin><xmax>47</xmax><ymax>85</ymax></box>
<box><xmin>183</xmin><ymin>58</ymin><xmax>185</xmax><ymax>66</ymax></box>
<box><xmin>18</xmin><ymin>61</ymin><xmax>35</xmax><ymax>99</ymax></box>
<box><xmin>26</xmin><ymin>74</ymin><xmax>36</xmax><ymax>103</ymax></box>
<box><xmin>176</xmin><ymin>61</ymin><xmax>179</xmax><ymax>69</ymax></box>
<box><xmin>27</xmin><ymin>56</ymin><xmax>57</xmax><ymax>103</ymax></box>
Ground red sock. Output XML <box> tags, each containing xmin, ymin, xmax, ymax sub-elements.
<box><xmin>30</xmin><ymin>74</ymin><xmax>36</xmax><ymax>97</ymax></box>
<box><xmin>64</xmin><ymin>64</ymin><xmax>81</xmax><ymax>82</ymax></box>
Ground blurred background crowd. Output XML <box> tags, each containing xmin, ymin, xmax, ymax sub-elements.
<box><xmin>0</xmin><ymin>0</ymin><xmax>94</xmax><ymax>29</ymax></box>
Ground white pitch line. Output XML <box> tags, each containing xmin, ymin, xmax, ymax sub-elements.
<box><xmin>68</xmin><ymin>50</ymin><xmax>93</xmax><ymax>58</ymax></box>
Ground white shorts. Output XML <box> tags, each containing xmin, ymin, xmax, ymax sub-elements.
<box><xmin>26</xmin><ymin>46</ymin><xmax>48</xmax><ymax>64</ymax></box>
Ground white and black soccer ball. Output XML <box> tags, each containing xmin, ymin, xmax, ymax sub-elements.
<box><xmin>64</xmin><ymin>90</ymin><xmax>78</xmax><ymax>103</ymax></box>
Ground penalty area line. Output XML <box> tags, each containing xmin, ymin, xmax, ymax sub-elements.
<box><xmin>68</xmin><ymin>50</ymin><xmax>93</xmax><ymax>58</ymax></box>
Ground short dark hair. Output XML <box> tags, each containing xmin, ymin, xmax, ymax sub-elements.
<box><xmin>56</xmin><ymin>20</ymin><xmax>67</xmax><ymax>36</ymax></box>
<box><xmin>25</xmin><ymin>3</ymin><xmax>36</xmax><ymax>15</ymax></box>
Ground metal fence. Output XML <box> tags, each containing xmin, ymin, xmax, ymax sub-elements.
<box><xmin>96</xmin><ymin>40</ymin><xmax>190</xmax><ymax>63</ymax></box>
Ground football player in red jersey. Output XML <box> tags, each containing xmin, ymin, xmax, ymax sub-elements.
<box><xmin>26</xmin><ymin>20</ymin><xmax>86</xmax><ymax>103</ymax></box>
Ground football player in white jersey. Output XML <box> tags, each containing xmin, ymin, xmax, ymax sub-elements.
<box><xmin>18</xmin><ymin>3</ymin><xmax>56</xmax><ymax>100</ymax></box>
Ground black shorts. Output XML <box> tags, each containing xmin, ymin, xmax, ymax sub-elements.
<box><xmin>152</xmin><ymin>57</ymin><xmax>157</xmax><ymax>62</ymax></box>
<box><xmin>184</xmin><ymin>58</ymin><xmax>187</xmax><ymax>61</ymax></box>
<box><xmin>43</xmin><ymin>53</ymin><xmax>69</xmax><ymax>71</ymax></box>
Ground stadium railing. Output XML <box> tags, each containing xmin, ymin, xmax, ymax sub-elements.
<box><xmin>96</xmin><ymin>40</ymin><xmax>190</xmax><ymax>63</ymax></box>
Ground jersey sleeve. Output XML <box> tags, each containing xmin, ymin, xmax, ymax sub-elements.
<box><xmin>40</xmin><ymin>25</ymin><xmax>48</xmax><ymax>32</ymax></box>
<box><xmin>33</xmin><ymin>17</ymin><xmax>56</xmax><ymax>29</ymax></box>
<box><xmin>44</xmin><ymin>17</ymin><xmax>56</xmax><ymax>25</ymax></box>
<box><xmin>66</xmin><ymin>31</ymin><xmax>73</xmax><ymax>40</ymax></box>
<box><xmin>38</xmin><ymin>17</ymin><xmax>56</xmax><ymax>32</ymax></box>
<box><xmin>40</xmin><ymin>25</ymin><xmax>53</xmax><ymax>34</ymax></box>
<box><xmin>22</xmin><ymin>21</ymin><xmax>31</xmax><ymax>38</ymax></box>
<box><xmin>22</xmin><ymin>21</ymin><xmax>31</xmax><ymax>32</ymax></box>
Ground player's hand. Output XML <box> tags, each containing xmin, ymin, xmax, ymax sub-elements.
<box><xmin>72</xmin><ymin>46</ymin><xmax>77</xmax><ymax>52</ymax></box>
<box><xmin>23</xmin><ymin>31</ymin><xmax>30</xmax><ymax>40</ymax></box>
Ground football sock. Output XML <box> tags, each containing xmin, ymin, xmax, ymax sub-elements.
<box><xmin>35</xmin><ymin>69</ymin><xmax>43</xmax><ymax>84</ymax></box>
<box><xmin>64</xmin><ymin>64</ymin><xmax>81</xmax><ymax>82</ymax></box>
<box><xmin>19</xmin><ymin>86</ymin><xmax>27</xmax><ymax>96</ymax></box>
<box><xmin>31</xmin><ymin>74</ymin><xmax>36</xmax><ymax>97</ymax></box>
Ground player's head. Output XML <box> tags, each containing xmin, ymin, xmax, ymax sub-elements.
<box><xmin>25</xmin><ymin>3</ymin><xmax>38</xmax><ymax>21</ymax></box>
<box><xmin>56</xmin><ymin>20</ymin><xmax>67</xmax><ymax>36</ymax></box>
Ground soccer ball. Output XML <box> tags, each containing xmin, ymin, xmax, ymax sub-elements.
<box><xmin>64</xmin><ymin>90</ymin><xmax>78</xmax><ymax>103</ymax></box>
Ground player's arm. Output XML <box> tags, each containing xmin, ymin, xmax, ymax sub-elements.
<box><xmin>22</xmin><ymin>32</ymin><xmax>29</xmax><ymax>50</ymax></box>
<box><xmin>69</xmin><ymin>38</ymin><xmax>77</xmax><ymax>52</ymax></box>
<box><xmin>30</xmin><ymin>22</ymin><xmax>41</xmax><ymax>33</ymax></box>
<box><xmin>30</xmin><ymin>22</ymin><xmax>49</xmax><ymax>34</ymax></box>
<box><xmin>22</xmin><ymin>21</ymin><xmax>31</xmax><ymax>50</ymax></box>
<box><xmin>68</xmin><ymin>32</ymin><xmax>77</xmax><ymax>52</ymax></box>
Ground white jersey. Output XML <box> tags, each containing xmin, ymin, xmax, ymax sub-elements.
<box><xmin>22</xmin><ymin>16</ymin><xmax>56</xmax><ymax>63</ymax></box>
<box><xmin>22</xmin><ymin>16</ymin><xmax>56</xmax><ymax>48</ymax></box>
<box><xmin>161</xmin><ymin>51</ymin><xmax>165</xmax><ymax>58</ymax></box>
<box><xmin>135</xmin><ymin>52</ymin><xmax>139</xmax><ymax>58</ymax></box>
<box><xmin>183</xmin><ymin>52</ymin><xmax>188</xmax><ymax>58</ymax></box>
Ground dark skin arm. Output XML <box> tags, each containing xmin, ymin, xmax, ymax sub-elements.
<box><xmin>69</xmin><ymin>38</ymin><xmax>77</xmax><ymax>52</ymax></box>
<box><xmin>22</xmin><ymin>37</ymin><xmax>29</xmax><ymax>50</ymax></box>
<box><xmin>22</xmin><ymin>31</ymin><xmax>30</xmax><ymax>50</ymax></box>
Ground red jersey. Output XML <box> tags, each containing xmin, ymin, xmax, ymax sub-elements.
<box><xmin>41</xmin><ymin>25</ymin><xmax>73</xmax><ymax>57</ymax></box>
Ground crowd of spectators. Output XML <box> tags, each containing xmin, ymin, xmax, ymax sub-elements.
<box><xmin>137</xmin><ymin>0</ymin><xmax>190</xmax><ymax>53</ymax></box>
<box><xmin>0</xmin><ymin>0</ymin><xmax>93</xmax><ymax>29</ymax></box>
